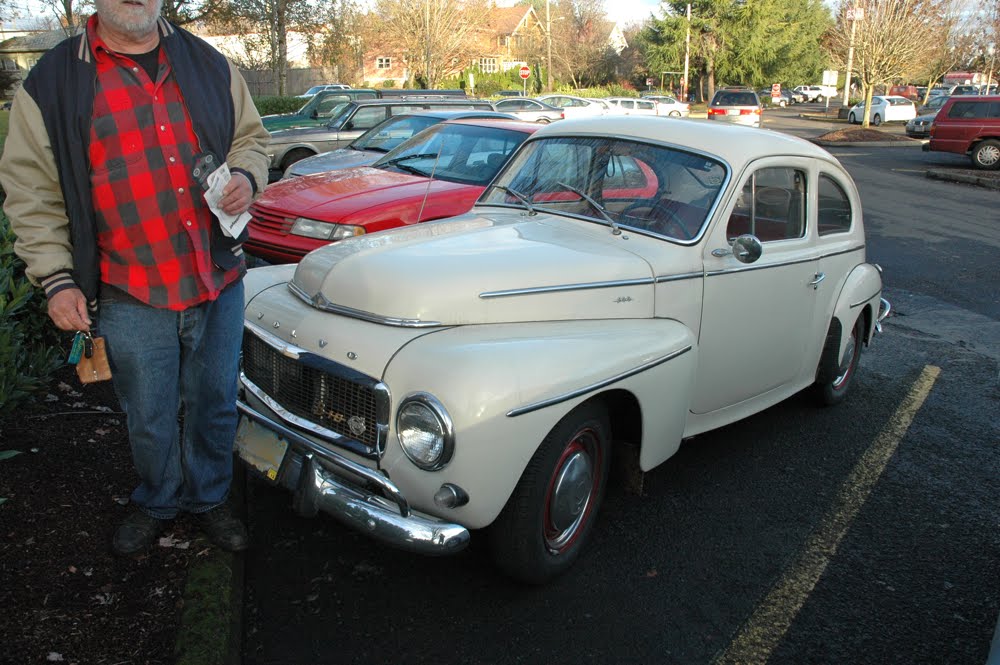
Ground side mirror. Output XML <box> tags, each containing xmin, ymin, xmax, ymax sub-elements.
<box><xmin>732</xmin><ymin>234</ymin><xmax>762</xmax><ymax>264</ymax></box>
<box><xmin>310</xmin><ymin>110</ymin><xmax>319</xmax><ymax>119</ymax></box>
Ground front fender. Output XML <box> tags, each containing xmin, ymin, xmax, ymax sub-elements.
<box><xmin>380</xmin><ymin>319</ymin><xmax>697</xmax><ymax>528</ymax></box>
<box><xmin>833</xmin><ymin>263</ymin><xmax>882</xmax><ymax>359</ymax></box>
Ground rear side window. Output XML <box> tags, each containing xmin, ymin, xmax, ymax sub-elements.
<box><xmin>817</xmin><ymin>175</ymin><xmax>852</xmax><ymax>236</ymax></box>
<box><xmin>946</xmin><ymin>101</ymin><xmax>1000</xmax><ymax>119</ymax></box>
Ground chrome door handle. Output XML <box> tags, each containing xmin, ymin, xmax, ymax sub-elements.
<box><xmin>711</xmin><ymin>248</ymin><xmax>732</xmax><ymax>257</ymax></box>
<box><xmin>809</xmin><ymin>272</ymin><xmax>826</xmax><ymax>289</ymax></box>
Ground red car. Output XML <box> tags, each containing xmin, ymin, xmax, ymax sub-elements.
<box><xmin>245</xmin><ymin>118</ymin><xmax>538</xmax><ymax>263</ymax></box>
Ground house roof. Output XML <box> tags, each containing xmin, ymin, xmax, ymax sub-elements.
<box><xmin>485</xmin><ymin>6</ymin><xmax>536</xmax><ymax>35</ymax></box>
<box><xmin>0</xmin><ymin>28</ymin><xmax>80</xmax><ymax>54</ymax></box>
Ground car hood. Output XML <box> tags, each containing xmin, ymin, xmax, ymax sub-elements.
<box><xmin>253</xmin><ymin>167</ymin><xmax>470</xmax><ymax>222</ymax></box>
<box><xmin>288</xmin><ymin>148</ymin><xmax>384</xmax><ymax>176</ymax></box>
<box><xmin>289</xmin><ymin>211</ymin><xmax>655</xmax><ymax>325</ymax></box>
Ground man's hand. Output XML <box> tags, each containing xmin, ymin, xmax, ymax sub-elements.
<box><xmin>48</xmin><ymin>288</ymin><xmax>91</xmax><ymax>332</ymax></box>
<box><xmin>219</xmin><ymin>172</ymin><xmax>254</xmax><ymax>216</ymax></box>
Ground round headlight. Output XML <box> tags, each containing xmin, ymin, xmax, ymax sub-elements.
<box><xmin>396</xmin><ymin>393</ymin><xmax>454</xmax><ymax>470</ymax></box>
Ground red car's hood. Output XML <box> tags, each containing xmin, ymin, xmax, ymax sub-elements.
<box><xmin>253</xmin><ymin>167</ymin><xmax>476</xmax><ymax>223</ymax></box>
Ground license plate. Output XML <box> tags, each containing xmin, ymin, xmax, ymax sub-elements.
<box><xmin>235</xmin><ymin>416</ymin><xmax>288</xmax><ymax>481</ymax></box>
<box><xmin>727</xmin><ymin>109</ymin><xmax>739</xmax><ymax>115</ymax></box>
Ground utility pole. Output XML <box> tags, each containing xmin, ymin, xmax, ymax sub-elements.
<box><xmin>682</xmin><ymin>3</ymin><xmax>691</xmax><ymax>101</ymax></box>
<box><xmin>425</xmin><ymin>0</ymin><xmax>431</xmax><ymax>87</ymax></box>
<box><xmin>842</xmin><ymin>0</ymin><xmax>861</xmax><ymax>106</ymax></box>
<box><xmin>546</xmin><ymin>0</ymin><xmax>553</xmax><ymax>92</ymax></box>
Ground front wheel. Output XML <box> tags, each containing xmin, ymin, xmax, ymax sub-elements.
<box><xmin>813</xmin><ymin>316</ymin><xmax>864</xmax><ymax>406</ymax></box>
<box><xmin>281</xmin><ymin>148</ymin><xmax>314</xmax><ymax>172</ymax></box>
<box><xmin>848</xmin><ymin>112</ymin><xmax>857</xmax><ymax>124</ymax></box>
<box><xmin>971</xmin><ymin>140</ymin><xmax>1000</xmax><ymax>170</ymax></box>
<box><xmin>488</xmin><ymin>402</ymin><xmax>611</xmax><ymax>584</ymax></box>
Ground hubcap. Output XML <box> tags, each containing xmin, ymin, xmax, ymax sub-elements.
<box><xmin>979</xmin><ymin>145</ymin><xmax>1000</xmax><ymax>166</ymax></box>
<box><xmin>545</xmin><ymin>436</ymin><xmax>597</xmax><ymax>552</ymax></box>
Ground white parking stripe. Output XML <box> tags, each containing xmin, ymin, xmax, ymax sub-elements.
<box><xmin>714</xmin><ymin>364</ymin><xmax>942</xmax><ymax>665</ymax></box>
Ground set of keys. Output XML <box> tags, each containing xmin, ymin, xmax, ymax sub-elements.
<box><xmin>67</xmin><ymin>330</ymin><xmax>95</xmax><ymax>365</ymax></box>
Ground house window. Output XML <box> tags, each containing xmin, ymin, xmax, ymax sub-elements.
<box><xmin>478</xmin><ymin>58</ymin><xmax>498</xmax><ymax>73</ymax></box>
<box><xmin>376</xmin><ymin>57</ymin><xmax>392</xmax><ymax>70</ymax></box>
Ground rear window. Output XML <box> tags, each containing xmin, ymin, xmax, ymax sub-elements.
<box><xmin>946</xmin><ymin>101</ymin><xmax>1000</xmax><ymax>119</ymax></box>
<box><xmin>713</xmin><ymin>92</ymin><xmax>759</xmax><ymax>107</ymax></box>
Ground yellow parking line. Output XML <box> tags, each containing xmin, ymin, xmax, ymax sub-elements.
<box><xmin>714</xmin><ymin>364</ymin><xmax>941</xmax><ymax>665</ymax></box>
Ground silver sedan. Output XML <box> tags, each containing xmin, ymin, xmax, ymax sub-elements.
<box><xmin>493</xmin><ymin>98</ymin><xmax>564</xmax><ymax>123</ymax></box>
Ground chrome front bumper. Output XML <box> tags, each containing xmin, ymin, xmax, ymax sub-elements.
<box><xmin>876</xmin><ymin>297</ymin><xmax>891</xmax><ymax>334</ymax></box>
<box><xmin>236</xmin><ymin>399</ymin><xmax>470</xmax><ymax>556</ymax></box>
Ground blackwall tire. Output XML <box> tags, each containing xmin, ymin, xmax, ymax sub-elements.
<box><xmin>814</xmin><ymin>316</ymin><xmax>864</xmax><ymax>407</ymax></box>
<box><xmin>488</xmin><ymin>402</ymin><xmax>611</xmax><ymax>584</ymax></box>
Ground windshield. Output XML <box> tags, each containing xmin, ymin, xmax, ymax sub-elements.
<box><xmin>373</xmin><ymin>123</ymin><xmax>530</xmax><ymax>185</ymax></box>
<box><xmin>479</xmin><ymin>136</ymin><xmax>728</xmax><ymax>242</ymax></box>
<box><xmin>352</xmin><ymin>115</ymin><xmax>441</xmax><ymax>152</ymax></box>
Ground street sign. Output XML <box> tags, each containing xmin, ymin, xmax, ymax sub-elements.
<box><xmin>519</xmin><ymin>65</ymin><xmax>531</xmax><ymax>80</ymax></box>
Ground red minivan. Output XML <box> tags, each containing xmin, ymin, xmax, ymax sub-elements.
<box><xmin>925</xmin><ymin>95</ymin><xmax>1000</xmax><ymax>170</ymax></box>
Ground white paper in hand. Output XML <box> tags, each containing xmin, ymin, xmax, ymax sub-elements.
<box><xmin>203</xmin><ymin>162</ymin><xmax>252</xmax><ymax>238</ymax></box>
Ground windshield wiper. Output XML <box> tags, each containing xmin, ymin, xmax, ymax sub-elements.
<box><xmin>555</xmin><ymin>181</ymin><xmax>620</xmax><ymax>234</ymax></box>
<box><xmin>495</xmin><ymin>185</ymin><xmax>536</xmax><ymax>215</ymax></box>
<box><xmin>380</xmin><ymin>152</ymin><xmax>440</xmax><ymax>176</ymax></box>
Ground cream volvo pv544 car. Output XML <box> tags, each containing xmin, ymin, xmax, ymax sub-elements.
<box><xmin>235</xmin><ymin>116</ymin><xmax>890</xmax><ymax>584</ymax></box>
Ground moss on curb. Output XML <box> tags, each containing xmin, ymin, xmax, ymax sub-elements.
<box><xmin>174</xmin><ymin>550</ymin><xmax>236</xmax><ymax>665</ymax></box>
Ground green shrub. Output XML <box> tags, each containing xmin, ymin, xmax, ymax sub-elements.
<box><xmin>252</xmin><ymin>96</ymin><xmax>305</xmax><ymax>116</ymax></box>
<box><xmin>0</xmin><ymin>209</ymin><xmax>64</xmax><ymax>414</ymax></box>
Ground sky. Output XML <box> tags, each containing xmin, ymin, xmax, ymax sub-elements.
<box><xmin>605</xmin><ymin>0</ymin><xmax>663</xmax><ymax>26</ymax></box>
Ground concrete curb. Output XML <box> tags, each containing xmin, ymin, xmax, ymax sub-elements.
<box><xmin>926</xmin><ymin>169</ymin><xmax>1000</xmax><ymax>190</ymax></box>
<box><xmin>811</xmin><ymin>140</ymin><xmax>925</xmax><ymax>148</ymax></box>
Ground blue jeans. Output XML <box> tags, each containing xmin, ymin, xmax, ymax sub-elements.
<box><xmin>95</xmin><ymin>281</ymin><xmax>244</xmax><ymax>519</ymax></box>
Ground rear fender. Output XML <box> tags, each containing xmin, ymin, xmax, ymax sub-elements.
<box><xmin>832</xmin><ymin>263</ymin><xmax>882</xmax><ymax>359</ymax></box>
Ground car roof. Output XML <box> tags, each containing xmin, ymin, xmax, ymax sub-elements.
<box><xmin>347</xmin><ymin>98</ymin><xmax>491</xmax><ymax>107</ymax></box>
<box><xmin>439</xmin><ymin>118</ymin><xmax>541</xmax><ymax>133</ymax></box>
<box><xmin>396</xmin><ymin>109</ymin><xmax>513</xmax><ymax>120</ymax></box>
<box><xmin>528</xmin><ymin>116</ymin><xmax>837</xmax><ymax>173</ymax></box>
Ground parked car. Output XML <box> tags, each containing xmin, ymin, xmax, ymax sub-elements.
<box><xmin>285</xmin><ymin>110</ymin><xmax>517</xmax><ymax>178</ymax></box>
<box><xmin>245</xmin><ymin>118</ymin><xmax>538</xmax><ymax>263</ymax></box>
<box><xmin>494</xmin><ymin>97</ymin><xmax>564</xmax><ymax>123</ymax></box>
<box><xmin>949</xmin><ymin>85</ymin><xmax>979</xmax><ymax>96</ymax></box>
<box><xmin>0</xmin><ymin>100</ymin><xmax>11</xmax><ymax>111</ymax></box>
<box><xmin>925</xmin><ymin>95</ymin><xmax>1000</xmax><ymax>169</ymax></box>
<box><xmin>641</xmin><ymin>95</ymin><xmax>690</xmax><ymax>117</ymax></box>
<box><xmin>916</xmin><ymin>94</ymin><xmax>949</xmax><ymax>115</ymax></box>
<box><xmin>537</xmin><ymin>94</ymin><xmax>607</xmax><ymax>118</ymax></box>
<box><xmin>758</xmin><ymin>88</ymin><xmax>795</xmax><ymax>107</ymax></box>
<box><xmin>847</xmin><ymin>95</ymin><xmax>916</xmax><ymax>126</ymax></box>
<box><xmin>888</xmin><ymin>85</ymin><xmax>919</xmax><ymax>101</ymax></box>
<box><xmin>265</xmin><ymin>98</ymin><xmax>497</xmax><ymax>175</ymax></box>
<box><xmin>794</xmin><ymin>85</ymin><xmax>837</xmax><ymax>102</ymax></box>
<box><xmin>235</xmin><ymin>116</ymin><xmax>888</xmax><ymax>583</ymax></box>
<box><xmin>603</xmin><ymin>97</ymin><xmax>659</xmax><ymax>116</ymax></box>
<box><xmin>905</xmin><ymin>112</ymin><xmax>938</xmax><ymax>138</ymax></box>
<box><xmin>297</xmin><ymin>83</ymin><xmax>352</xmax><ymax>98</ymax></box>
<box><xmin>262</xmin><ymin>89</ymin><xmax>379</xmax><ymax>131</ymax></box>
<box><xmin>707</xmin><ymin>89</ymin><xmax>762</xmax><ymax>127</ymax></box>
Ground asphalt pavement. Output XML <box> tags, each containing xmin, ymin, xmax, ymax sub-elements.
<box><xmin>178</xmin><ymin>106</ymin><xmax>1000</xmax><ymax>665</ymax></box>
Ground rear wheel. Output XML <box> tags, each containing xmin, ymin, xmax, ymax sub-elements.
<box><xmin>536</xmin><ymin>117</ymin><xmax>551</xmax><ymax>124</ymax></box>
<box><xmin>971</xmin><ymin>140</ymin><xmax>1000</xmax><ymax>170</ymax></box>
<box><xmin>814</xmin><ymin>316</ymin><xmax>864</xmax><ymax>406</ymax></box>
<box><xmin>873</xmin><ymin>114</ymin><xmax>882</xmax><ymax>126</ymax></box>
<box><xmin>669</xmin><ymin>110</ymin><xmax>681</xmax><ymax>117</ymax></box>
<box><xmin>489</xmin><ymin>402</ymin><xmax>611</xmax><ymax>584</ymax></box>
<box><xmin>816</xmin><ymin>95</ymin><xmax>825</xmax><ymax>103</ymax></box>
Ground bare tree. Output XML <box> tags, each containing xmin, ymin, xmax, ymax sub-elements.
<box><xmin>368</xmin><ymin>0</ymin><xmax>490</xmax><ymax>88</ymax></box>
<box><xmin>547</xmin><ymin>0</ymin><xmax>616</xmax><ymax>88</ymax></box>
<box><xmin>37</xmin><ymin>0</ymin><xmax>93</xmax><ymax>35</ymax></box>
<box><xmin>828</xmin><ymin>0</ymin><xmax>933</xmax><ymax>127</ymax></box>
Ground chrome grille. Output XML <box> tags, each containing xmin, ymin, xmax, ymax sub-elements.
<box><xmin>242</xmin><ymin>329</ymin><xmax>382</xmax><ymax>451</ymax></box>
<box><xmin>249</xmin><ymin>203</ymin><xmax>293</xmax><ymax>234</ymax></box>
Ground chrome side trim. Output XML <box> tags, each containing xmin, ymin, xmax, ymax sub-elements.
<box><xmin>289</xmin><ymin>281</ymin><xmax>442</xmax><ymax>328</ymax></box>
<box><xmin>480</xmin><ymin>277</ymin><xmax>653</xmax><ymax>299</ymax></box>
<box><xmin>705</xmin><ymin>244</ymin><xmax>865</xmax><ymax>277</ymax></box>
<box><xmin>851</xmin><ymin>291</ymin><xmax>881</xmax><ymax>308</ymax></box>
<box><xmin>236</xmin><ymin>401</ymin><xmax>470</xmax><ymax>555</ymax></box>
<box><xmin>507</xmin><ymin>346</ymin><xmax>693</xmax><ymax>417</ymax></box>
<box><xmin>655</xmin><ymin>271</ymin><xmax>703</xmax><ymax>284</ymax></box>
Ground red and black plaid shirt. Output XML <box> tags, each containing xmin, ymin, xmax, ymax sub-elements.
<box><xmin>87</xmin><ymin>15</ymin><xmax>239</xmax><ymax>310</ymax></box>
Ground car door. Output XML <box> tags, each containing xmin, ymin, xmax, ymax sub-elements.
<box><xmin>692</xmin><ymin>159</ymin><xmax>819</xmax><ymax>414</ymax></box>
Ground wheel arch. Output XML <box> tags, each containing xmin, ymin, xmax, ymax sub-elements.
<box><xmin>830</xmin><ymin>263</ymin><xmax>882</xmax><ymax>361</ymax></box>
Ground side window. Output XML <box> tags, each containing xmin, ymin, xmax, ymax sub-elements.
<box><xmin>349</xmin><ymin>107</ymin><xmax>388</xmax><ymax>131</ymax></box>
<box><xmin>817</xmin><ymin>174</ymin><xmax>852</xmax><ymax>235</ymax></box>
<box><xmin>726</xmin><ymin>167</ymin><xmax>807</xmax><ymax>242</ymax></box>
<box><xmin>948</xmin><ymin>101</ymin><xmax>989</xmax><ymax>119</ymax></box>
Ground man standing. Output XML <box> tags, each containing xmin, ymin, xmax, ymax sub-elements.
<box><xmin>0</xmin><ymin>0</ymin><xmax>269</xmax><ymax>554</ymax></box>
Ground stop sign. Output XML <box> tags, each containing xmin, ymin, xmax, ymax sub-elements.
<box><xmin>519</xmin><ymin>65</ymin><xmax>531</xmax><ymax>80</ymax></box>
